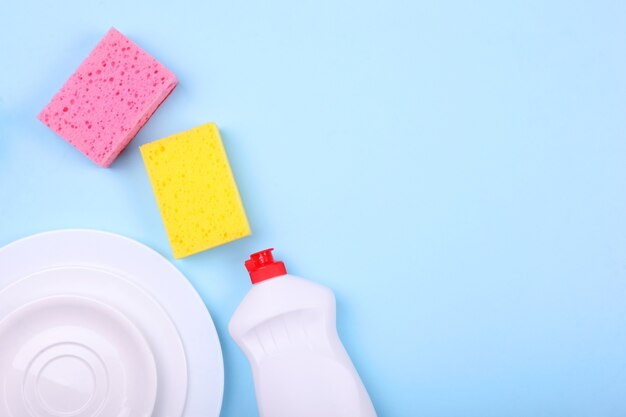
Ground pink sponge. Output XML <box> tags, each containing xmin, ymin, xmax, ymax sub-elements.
<box><xmin>38</xmin><ymin>28</ymin><xmax>177</xmax><ymax>167</ymax></box>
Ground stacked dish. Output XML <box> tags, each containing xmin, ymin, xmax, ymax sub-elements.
<box><xmin>0</xmin><ymin>229</ymin><xmax>223</xmax><ymax>417</ymax></box>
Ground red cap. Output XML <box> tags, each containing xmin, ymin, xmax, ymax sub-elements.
<box><xmin>245</xmin><ymin>248</ymin><xmax>287</xmax><ymax>284</ymax></box>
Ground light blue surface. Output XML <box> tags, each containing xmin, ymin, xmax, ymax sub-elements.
<box><xmin>1</xmin><ymin>1</ymin><xmax>625</xmax><ymax>415</ymax></box>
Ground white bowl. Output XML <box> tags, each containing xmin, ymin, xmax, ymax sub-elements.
<box><xmin>0</xmin><ymin>295</ymin><xmax>157</xmax><ymax>417</ymax></box>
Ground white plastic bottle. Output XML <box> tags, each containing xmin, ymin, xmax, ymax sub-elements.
<box><xmin>229</xmin><ymin>248</ymin><xmax>377</xmax><ymax>417</ymax></box>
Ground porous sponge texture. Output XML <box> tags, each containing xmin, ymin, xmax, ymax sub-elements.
<box><xmin>141</xmin><ymin>123</ymin><xmax>251</xmax><ymax>258</ymax></box>
<box><xmin>38</xmin><ymin>28</ymin><xmax>177</xmax><ymax>168</ymax></box>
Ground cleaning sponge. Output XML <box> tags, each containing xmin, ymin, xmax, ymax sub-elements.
<box><xmin>38</xmin><ymin>28</ymin><xmax>177</xmax><ymax>167</ymax></box>
<box><xmin>141</xmin><ymin>123</ymin><xmax>251</xmax><ymax>258</ymax></box>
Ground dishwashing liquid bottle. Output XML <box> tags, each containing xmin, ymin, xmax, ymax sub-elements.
<box><xmin>229</xmin><ymin>248</ymin><xmax>377</xmax><ymax>417</ymax></box>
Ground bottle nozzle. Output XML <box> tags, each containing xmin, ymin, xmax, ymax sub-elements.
<box><xmin>245</xmin><ymin>248</ymin><xmax>287</xmax><ymax>284</ymax></box>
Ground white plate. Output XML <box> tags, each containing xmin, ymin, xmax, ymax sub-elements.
<box><xmin>0</xmin><ymin>230</ymin><xmax>224</xmax><ymax>417</ymax></box>
<box><xmin>0</xmin><ymin>265</ymin><xmax>188</xmax><ymax>417</ymax></box>
<box><xmin>0</xmin><ymin>295</ymin><xmax>157</xmax><ymax>417</ymax></box>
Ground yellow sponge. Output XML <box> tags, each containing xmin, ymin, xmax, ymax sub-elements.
<box><xmin>140</xmin><ymin>122</ymin><xmax>251</xmax><ymax>258</ymax></box>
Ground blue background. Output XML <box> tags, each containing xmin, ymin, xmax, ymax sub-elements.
<box><xmin>1</xmin><ymin>1</ymin><xmax>625</xmax><ymax>415</ymax></box>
